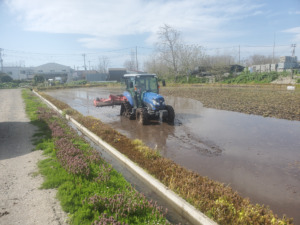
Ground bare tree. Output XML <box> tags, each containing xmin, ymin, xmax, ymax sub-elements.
<box><xmin>178</xmin><ymin>44</ymin><xmax>205</xmax><ymax>78</ymax></box>
<box><xmin>123</xmin><ymin>49</ymin><xmax>136</xmax><ymax>71</ymax></box>
<box><xmin>98</xmin><ymin>56</ymin><xmax>110</xmax><ymax>74</ymax></box>
<box><xmin>246</xmin><ymin>54</ymin><xmax>279</xmax><ymax>66</ymax></box>
<box><xmin>144</xmin><ymin>53</ymin><xmax>169</xmax><ymax>76</ymax></box>
<box><xmin>145</xmin><ymin>24</ymin><xmax>206</xmax><ymax>80</ymax></box>
<box><xmin>156</xmin><ymin>24</ymin><xmax>182</xmax><ymax>79</ymax></box>
<box><xmin>202</xmin><ymin>54</ymin><xmax>235</xmax><ymax>68</ymax></box>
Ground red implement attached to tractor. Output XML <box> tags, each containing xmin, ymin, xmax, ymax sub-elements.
<box><xmin>93</xmin><ymin>95</ymin><xmax>127</xmax><ymax>107</ymax></box>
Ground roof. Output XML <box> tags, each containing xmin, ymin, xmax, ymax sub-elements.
<box><xmin>123</xmin><ymin>74</ymin><xmax>156</xmax><ymax>77</ymax></box>
<box><xmin>35</xmin><ymin>62</ymin><xmax>71</xmax><ymax>69</ymax></box>
<box><xmin>108</xmin><ymin>68</ymin><xmax>127</xmax><ymax>71</ymax></box>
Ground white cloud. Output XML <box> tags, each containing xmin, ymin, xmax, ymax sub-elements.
<box><xmin>282</xmin><ymin>27</ymin><xmax>300</xmax><ymax>43</ymax></box>
<box><xmin>4</xmin><ymin>0</ymin><xmax>266</xmax><ymax>49</ymax></box>
<box><xmin>78</xmin><ymin>36</ymin><xmax>120</xmax><ymax>49</ymax></box>
<box><xmin>283</xmin><ymin>27</ymin><xmax>300</xmax><ymax>33</ymax></box>
<box><xmin>252</xmin><ymin>10</ymin><xmax>263</xmax><ymax>16</ymax></box>
<box><xmin>289</xmin><ymin>11</ymin><xmax>300</xmax><ymax>15</ymax></box>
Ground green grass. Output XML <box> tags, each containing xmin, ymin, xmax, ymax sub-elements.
<box><xmin>22</xmin><ymin>89</ymin><xmax>169</xmax><ymax>225</ymax></box>
<box><xmin>22</xmin><ymin>89</ymin><xmax>52</xmax><ymax>146</ymax></box>
<box><xmin>0</xmin><ymin>82</ymin><xmax>19</xmax><ymax>88</ymax></box>
<box><xmin>222</xmin><ymin>71</ymin><xmax>290</xmax><ymax>84</ymax></box>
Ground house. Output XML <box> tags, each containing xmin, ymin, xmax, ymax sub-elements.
<box><xmin>2</xmin><ymin>62</ymin><xmax>72</xmax><ymax>81</ymax></box>
<box><xmin>249</xmin><ymin>56</ymin><xmax>299</xmax><ymax>73</ymax></box>
<box><xmin>108</xmin><ymin>68</ymin><xmax>127</xmax><ymax>82</ymax></box>
<box><xmin>86</xmin><ymin>73</ymin><xmax>107</xmax><ymax>82</ymax></box>
<box><xmin>33</xmin><ymin>63</ymin><xmax>72</xmax><ymax>81</ymax></box>
<box><xmin>2</xmin><ymin>66</ymin><xmax>34</xmax><ymax>80</ymax></box>
<box><xmin>71</xmin><ymin>70</ymin><xmax>107</xmax><ymax>82</ymax></box>
<box><xmin>277</xmin><ymin>56</ymin><xmax>298</xmax><ymax>72</ymax></box>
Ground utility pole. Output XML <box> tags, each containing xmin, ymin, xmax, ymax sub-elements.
<box><xmin>0</xmin><ymin>48</ymin><xmax>3</xmax><ymax>72</ymax></box>
<box><xmin>82</xmin><ymin>54</ymin><xmax>87</xmax><ymax>70</ymax></box>
<box><xmin>136</xmin><ymin>46</ymin><xmax>139</xmax><ymax>71</ymax></box>
<box><xmin>130</xmin><ymin>49</ymin><xmax>135</xmax><ymax>71</ymax></box>
<box><xmin>291</xmin><ymin>44</ymin><xmax>296</xmax><ymax>57</ymax></box>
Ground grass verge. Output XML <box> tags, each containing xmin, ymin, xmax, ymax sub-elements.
<box><xmin>38</xmin><ymin>90</ymin><xmax>294</xmax><ymax>225</ymax></box>
<box><xmin>22</xmin><ymin>89</ymin><xmax>169</xmax><ymax>225</ymax></box>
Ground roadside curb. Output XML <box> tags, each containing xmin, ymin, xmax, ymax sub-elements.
<box><xmin>33</xmin><ymin>90</ymin><xmax>218</xmax><ymax>225</ymax></box>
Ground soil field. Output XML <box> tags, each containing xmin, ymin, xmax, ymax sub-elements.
<box><xmin>160</xmin><ymin>84</ymin><xmax>300</xmax><ymax>121</ymax></box>
<box><xmin>45</xmin><ymin>85</ymin><xmax>300</xmax><ymax>224</ymax></box>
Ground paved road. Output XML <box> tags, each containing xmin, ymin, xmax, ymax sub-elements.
<box><xmin>0</xmin><ymin>89</ymin><xmax>67</xmax><ymax>225</ymax></box>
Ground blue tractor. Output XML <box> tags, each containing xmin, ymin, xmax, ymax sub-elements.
<box><xmin>120</xmin><ymin>74</ymin><xmax>175</xmax><ymax>125</ymax></box>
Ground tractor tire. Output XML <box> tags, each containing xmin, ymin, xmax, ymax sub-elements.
<box><xmin>165</xmin><ymin>105</ymin><xmax>175</xmax><ymax>124</ymax></box>
<box><xmin>124</xmin><ymin>102</ymin><xmax>135</xmax><ymax>120</ymax></box>
<box><xmin>120</xmin><ymin>103</ymin><xmax>125</xmax><ymax>116</ymax></box>
<box><xmin>136</xmin><ymin>108</ymin><xmax>148</xmax><ymax>125</ymax></box>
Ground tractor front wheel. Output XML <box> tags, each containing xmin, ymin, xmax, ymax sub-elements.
<box><xmin>165</xmin><ymin>105</ymin><xmax>175</xmax><ymax>124</ymax></box>
<box><xmin>136</xmin><ymin>108</ymin><xmax>148</xmax><ymax>125</ymax></box>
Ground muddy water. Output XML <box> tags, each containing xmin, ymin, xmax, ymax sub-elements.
<box><xmin>46</xmin><ymin>87</ymin><xmax>300</xmax><ymax>223</ymax></box>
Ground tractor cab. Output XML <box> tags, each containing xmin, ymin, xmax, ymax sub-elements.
<box><xmin>124</xmin><ymin>74</ymin><xmax>159</xmax><ymax>93</ymax></box>
<box><xmin>123</xmin><ymin>74</ymin><xmax>159</xmax><ymax>108</ymax></box>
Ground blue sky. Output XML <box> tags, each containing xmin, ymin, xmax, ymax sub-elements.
<box><xmin>1</xmin><ymin>0</ymin><xmax>299</xmax><ymax>69</ymax></box>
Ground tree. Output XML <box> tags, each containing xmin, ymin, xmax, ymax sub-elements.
<box><xmin>123</xmin><ymin>60</ymin><xmax>136</xmax><ymax>71</ymax></box>
<box><xmin>146</xmin><ymin>25</ymin><xmax>206</xmax><ymax>80</ymax></box>
<box><xmin>33</xmin><ymin>75</ymin><xmax>45</xmax><ymax>83</ymax></box>
<box><xmin>144</xmin><ymin>54</ymin><xmax>169</xmax><ymax>77</ymax></box>
<box><xmin>156</xmin><ymin>24</ymin><xmax>182</xmax><ymax>79</ymax></box>
<box><xmin>123</xmin><ymin>49</ymin><xmax>136</xmax><ymax>71</ymax></box>
<box><xmin>178</xmin><ymin>44</ymin><xmax>205</xmax><ymax>79</ymax></box>
<box><xmin>1</xmin><ymin>75</ymin><xmax>13</xmax><ymax>82</ymax></box>
<box><xmin>98</xmin><ymin>56</ymin><xmax>110</xmax><ymax>74</ymax></box>
<box><xmin>245</xmin><ymin>54</ymin><xmax>279</xmax><ymax>66</ymax></box>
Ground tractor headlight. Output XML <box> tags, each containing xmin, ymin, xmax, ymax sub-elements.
<box><xmin>152</xmin><ymin>99</ymin><xmax>165</xmax><ymax>106</ymax></box>
<box><xmin>152</xmin><ymin>99</ymin><xmax>160</xmax><ymax>105</ymax></box>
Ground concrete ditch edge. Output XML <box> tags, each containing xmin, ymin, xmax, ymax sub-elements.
<box><xmin>33</xmin><ymin>90</ymin><xmax>218</xmax><ymax>225</ymax></box>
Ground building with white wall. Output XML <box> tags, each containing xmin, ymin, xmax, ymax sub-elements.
<box><xmin>249</xmin><ymin>56</ymin><xmax>299</xmax><ymax>73</ymax></box>
<box><xmin>2</xmin><ymin>62</ymin><xmax>72</xmax><ymax>81</ymax></box>
<box><xmin>2</xmin><ymin>66</ymin><xmax>34</xmax><ymax>80</ymax></box>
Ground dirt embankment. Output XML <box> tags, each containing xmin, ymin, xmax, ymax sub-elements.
<box><xmin>0</xmin><ymin>89</ymin><xmax>68</xmax><ymax>225</ymax></box>
<box><xmin>160</xmin><ymin>85</ymin><xmax>300</xmax><ymax>121</ymax></box>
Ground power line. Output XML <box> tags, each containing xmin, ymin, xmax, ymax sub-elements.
<box><xmin>1</xmin><ymin>44</ymin><xmax>297</xmax><ymax>68</ymax></box>
<box><xmin>2</xmin><ymin>47</ymin><xmax>136</xmax><ymax>56</ymax></box>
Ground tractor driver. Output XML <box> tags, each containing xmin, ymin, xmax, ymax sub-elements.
<box><xmin>136</xmin><ymin>79</ymin><xmax>146</xmax><ymax>93</ymax></box>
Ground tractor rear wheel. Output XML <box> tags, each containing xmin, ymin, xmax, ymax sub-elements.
<box><xmin>165</xmin><ymin>105</ymin><xmax>175</xmax><ymax>124</ymax></box>
<box><xmin>136</xmin><ymin>108</ymin><xmax>148</xmax><ymax>125</ymax></box>
<box><xmin>123</xmin><ymin>102</ymin><xmax>135</xmax><ymax>120</ymax></box>
<box><xmin>120</xmin><ymin>103</ymin><xmax>125</xmax><ymax>116</ymax></box>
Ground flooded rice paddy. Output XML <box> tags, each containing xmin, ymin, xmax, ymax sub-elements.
<box><xmin>45</xmin><ymin>87</ymin><xmax>300</xmax><ymax>223</ymax></box>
